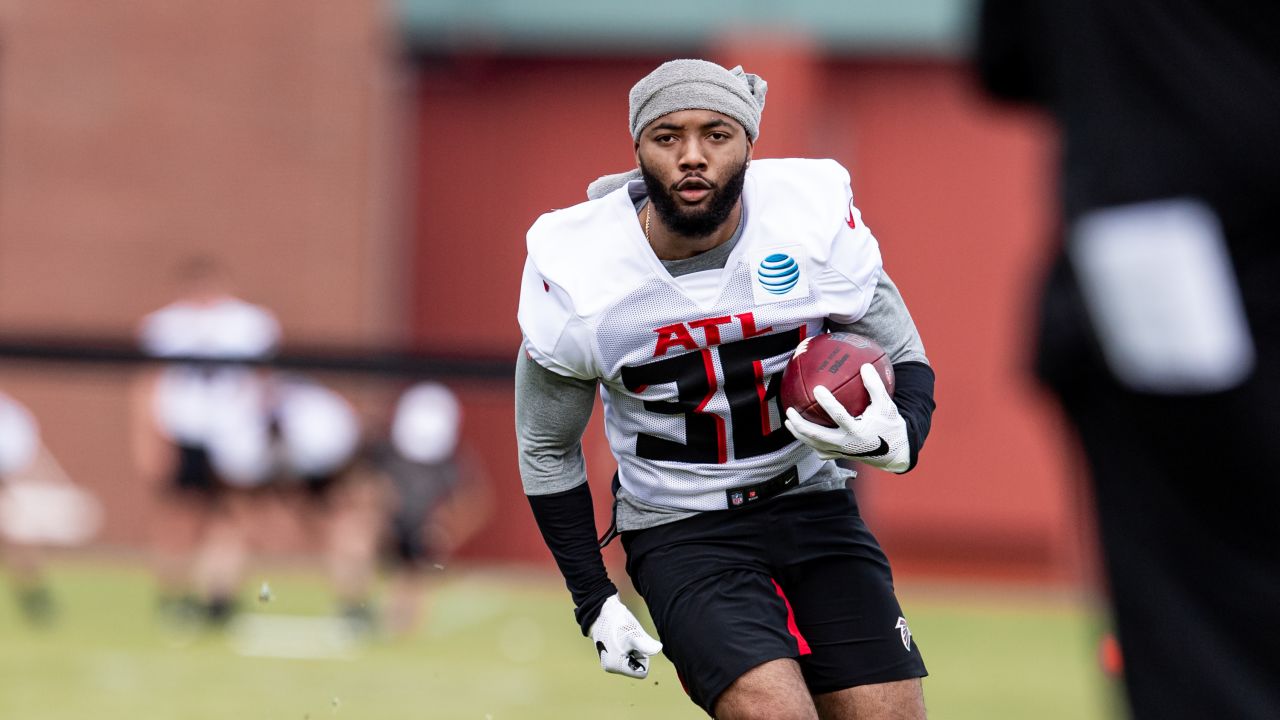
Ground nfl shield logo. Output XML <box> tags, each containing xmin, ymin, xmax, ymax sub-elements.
<box><xmin>730</xmin><ymin>491</ymin><xmax>744</xmax><ymax>506</ymax></box>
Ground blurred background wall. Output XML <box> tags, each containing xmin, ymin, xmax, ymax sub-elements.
<box><xmin>0</xmin><ymin>0</ymin><xmax>404</xmax><ymax>549</ymax></box>
<box><xmin>0</xmin><ymin>0</ymin><xmax>1093</xmax><ymax>584</ymax></box>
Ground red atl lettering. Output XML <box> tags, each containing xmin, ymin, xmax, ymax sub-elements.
<box><xmin>736</xmin><ymin>312</ymin><xmax>773</xmax><ymax>338</ymax></box>
<box><xmin>653</xmin><ymin>323</ymin><xmax>698</xmax><ymax>356</ymax></box>
<box><xmin>688</xmin><ymin>316</ymin><xmax>733</xmax><ymax>346</ymax></box>
<box><xmin>653</xmin><ymin>312</ymin><xmax>777</xmax><ymax>356</ymax></box>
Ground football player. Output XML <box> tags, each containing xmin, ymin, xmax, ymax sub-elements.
<box><xmin>0</xmin><ymin>391</ymin><xmax>54</xmax><ymax>623</ymax></box>
<box><xmin>516</xmin><ymin>60</ymin><xmax>937</xmax><ymax>718</ymax></box>
<box><xmin>374</xmin><ymin>382</ymin><xmax>492</xmax><ymax>637</ymax></box>
<box><xmin>133</xmin><ymin>257</ymin><xmax>280</xmax><ymax>625</ymax></box>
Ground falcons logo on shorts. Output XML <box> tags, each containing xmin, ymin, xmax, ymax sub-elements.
<box><xmin>895</xmin><ymin>617</ymin><xmax>913</xmax><ymax>652</ymax></box>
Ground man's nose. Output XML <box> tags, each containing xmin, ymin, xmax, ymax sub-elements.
<box><xmin>677</xmin><ymin>140</ymin><xmax>708</xmax><ymax>171</ymax></box>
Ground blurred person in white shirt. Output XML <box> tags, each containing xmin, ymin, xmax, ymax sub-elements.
<box><xmin>0</xmin><ymin>391</ymin><xmax>51</xmax><ymax>622</ymax></box>
<box><xmin>211</xmin><ymin>372</ymin><xmax>377</xmax><ymax>633</ymax></box>
<box><xmin>131</xmin><ymin>257</ymin><xmax>280</xmax><ymax>625</ymax></box>
<box><xmin>0</xmin><ymin>391</ymin><xmax>101</xmax><ymax>624</ymax></box>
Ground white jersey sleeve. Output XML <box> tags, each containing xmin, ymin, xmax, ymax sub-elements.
<box><xmin>813</xmin><ymin>179</ymin><xmax>883</xmax><ymax>325</ymax></box>
<box><xmin>518</xmin><ymin>230</ymin><xmax>603</xmax><ymax>381</ymax></box>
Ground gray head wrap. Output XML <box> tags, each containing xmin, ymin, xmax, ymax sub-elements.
<box><xmin>630</xmin><ymin>59</ymin><xmax>767</xmax><ymax>141</ymax></box>
<box><xmin>586</xmin><ymin>59</ymin><xmax>767</xmax><ymax>200</ymax></box>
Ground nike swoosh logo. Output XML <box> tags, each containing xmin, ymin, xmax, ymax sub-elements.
<box><xmin>848</xmin><ymin>437</ymin><xmax>889</xmax><ymax>457</ymax></box>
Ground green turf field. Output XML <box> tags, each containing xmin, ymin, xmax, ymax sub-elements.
<box><xmin>0</xmin><ymin>561</ymin><xmax>1119</xmax><ymax>719</ymax></box>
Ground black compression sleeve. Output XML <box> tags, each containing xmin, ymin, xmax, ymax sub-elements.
<box><xmin>892</xmin><ymin>361</ymin><xmax>937</xmax><ymax>471</ymax></box>
<box><xmin>526</xmin><ymin>482</ymin><xmax>617</xmax><ymax>635</ymax></box>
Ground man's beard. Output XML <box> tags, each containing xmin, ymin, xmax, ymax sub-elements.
<box><xmin>640</xmin><ymin>156</ymin><xmax>749</xmax><ymax>239</ymax></box>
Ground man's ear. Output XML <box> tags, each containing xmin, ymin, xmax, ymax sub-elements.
<box><xmin>634</xmin><ymin>142</ymin><xmax>642</xmax><ymax>167</ymax></box>
<box><xmin>745</xmin><ymin>139</ymin><xmax>754</xmax><ymax>163</ymax></box>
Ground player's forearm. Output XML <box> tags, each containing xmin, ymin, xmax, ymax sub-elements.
<box><xmin>515</xmin><ymin>348</ymin><xmax>615</xmax><ymax>633</ymax></box>
<box><xmin>527</xmin><ymin>485</ymin><xmax>618</xmax><ymax>634</ymax></box>
<box><xmin>890</xmin><ymin>361</ymin><xmax>936</xmax><ymax>471</ymax></box>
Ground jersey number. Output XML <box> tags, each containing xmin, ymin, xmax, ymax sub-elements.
<box><xmin>619</xmin><ymin>328</ymin><xmax>804</xmax><ymax>464</ymax></box>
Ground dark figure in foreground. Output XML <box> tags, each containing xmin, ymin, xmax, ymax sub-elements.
<box><xmin>977</xmin><ymin>2</ymin><xmax>1280</xmax><ymax>717</ymax></box>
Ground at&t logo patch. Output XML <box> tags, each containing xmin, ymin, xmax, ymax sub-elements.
<box><xmin>758</xmin><ymin>253</ymin><xmax>799</xmax><ymax>295</ymax></box>
<box><xmin>749</xmin><ymin>246</ymin><xmax>809</xmax><ymax>305</ymax></box>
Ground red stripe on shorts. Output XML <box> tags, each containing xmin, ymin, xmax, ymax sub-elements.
<box><xmin>771</xmin><ymin>579</ymin><xmax>812</xmax><ymax>655</ymax></box>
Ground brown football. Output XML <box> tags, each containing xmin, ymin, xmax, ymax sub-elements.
<box><xmin>780</xmin><ymin>332</ymin><xmax>895</xmax><ymax>427</ymax></box>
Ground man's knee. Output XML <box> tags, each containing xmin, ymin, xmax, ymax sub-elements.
<box><xmin>713</xmin><ymin>659</ymin><xmax>818</xmax><ymax>720</ymax></box>
<box><xmin>813</xmin><ymin>678</ymin><xmax>926</xmax><ymax>720</ymax></box>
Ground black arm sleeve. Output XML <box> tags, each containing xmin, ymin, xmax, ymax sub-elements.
<box><xmin>526</xmin><ymin>483</ymin><xmax>618</xmax><ymax>635</ymax></box>
<box><xmin>892</xmin><ymin>361</ymin><xmax>936</xmax><ymax>472</ymax></box>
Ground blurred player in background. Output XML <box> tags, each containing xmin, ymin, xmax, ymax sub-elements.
<box><xmin>977</xmin><ymin>3</ymin><xmax>1280</xmax><ymax>717</ymax></box>
<box><xmin>373</xmin><ymin>382</ymin><xmax>491</xmax><ymax>638</ymax></box>
<box><xmin>210</xmin><ymin>372</ymin><xmax>374</xmax><ymax>631</ymax></box>
<box><xmin>132</xmin><ymin>257</ymin><xmax>281</xmax><ymax>625</ymax></box>
<box><xmin>516</xmin><ymin>60</ymin><xmax>936</xmax><ymax>718</ymax></box>
<box><xmin>0</xmin><ymin>390</ymin><xmax>54</xmax><ymax>622</ymax></box>
<box><xmin>0</xmin><ymin>390</ymin><xmax>102</xmax><ymax>625</ymax></box>
<box><xmin>268</xmin><ymin>374</ymin><xmax>377</xmax><ymax>632</ymax></box>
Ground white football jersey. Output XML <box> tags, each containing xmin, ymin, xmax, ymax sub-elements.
<box><xmin>518</xmin><ymin>159</ymin><xmax>883</xmax><ymax>512</ymax></box>
<box><xmin>140</xmin><ymin>297</ymin><xmax>280</xmax><ymax>446</ymax></box>
<box><xmin>0</xmin><ymin>392</ymin><xmax>39</xmax><ymax>477</ymax></box>
<box><xmin>207</xmin><ymin>378</ymin><xmax>361</xmax><ymax>486</ymax></box>
<box><xmin>139</xmin><ymin>297</ymin><xmax>280</xmax><ymax>360</ymax></box>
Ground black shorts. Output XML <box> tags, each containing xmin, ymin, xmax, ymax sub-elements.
<box><xmin>622</xmin><ymin>488</ymin><xmax>926</xmax><ymax>715</ymax></box>
<box><xmin>299</xmin><ymin>472</ymin><xmax>340</xmax><ymax>503</ymax></box>
<box><xmin>171</xmin><ymin>444</ymin><xmax>219</xmax><ymax>497</ymax></box>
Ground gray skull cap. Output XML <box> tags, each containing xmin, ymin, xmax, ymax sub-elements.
<box><xmin>629</xmin><ymin>59</ymin><xmax>767</xmax><ymax>141</ymax></box>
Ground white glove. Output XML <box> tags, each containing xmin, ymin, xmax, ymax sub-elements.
<box><xmin>784</xmin><ymin>363</ymin><xmax>911</xmax><ymax>473</ymax></box>
<box><xmin>589</xmin><ymin>594</ymin><xmax>663</xmax><ymax>679</ymax></box>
